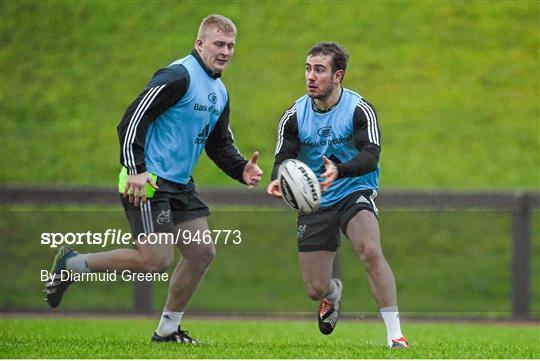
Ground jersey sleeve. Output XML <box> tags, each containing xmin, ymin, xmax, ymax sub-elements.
<box><xmin>205</xmin><ymin>99</ymin><xmax>248</xmax><ymax>183</ymax></box>
<box><xmin>335</xmin><ymin>99</ymin><xmax>381</xmax><ymax>178</ymax></box>
<box><xmin>271</xmin><ymin>104</ymin><xmax>300</xmax><ymax>180</ymax></box>
<box><xmin>117</xmin><ymin>65</ymin><xmax>189</xmax><ymax>175</ymax></box>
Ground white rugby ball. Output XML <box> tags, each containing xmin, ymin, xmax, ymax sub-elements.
<box><xmin>278</xmin><ymin>159</ymin><xmax>321</xmax><ymax>214</ymax></box>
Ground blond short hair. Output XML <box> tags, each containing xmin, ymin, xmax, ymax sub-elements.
<box><xmin>197</xmin><ymin>14</ymin><xmax>237</xmax><ymax>39</ymax></box>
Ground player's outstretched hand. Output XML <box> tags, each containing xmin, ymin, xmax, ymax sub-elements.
<box><xmin>266</xmin><ymin>179</ymin><xmax>282</xmax><ymax>198</ymax></box>
<box><xmin>243</xmin><ymin>151</ymin><xmax>263</xmax><ymax>190</ymax></box>
<box><xmin>320</xmin><ymin>156</ymin><xmax>338</xmax><ymax>192</ymax></box>
<box><xmin>123</xmin><ymin>172</ymin><xmax>159</xmax><ymax>206</ymax></box>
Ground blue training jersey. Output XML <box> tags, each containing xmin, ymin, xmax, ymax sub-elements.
<box><xmin>117</xmin><ymin>50</ymin><xmax>247</xmax><ymax>185</ymax></box>
<box><xmin>272</xmin><ymin>88</ymin><xmax>381</xmax><ymax>208</ymax></box>
<box><xmin>144</xmin><ymin>55</ymin><xmax>228</xmax><ymax>184</ymax></box>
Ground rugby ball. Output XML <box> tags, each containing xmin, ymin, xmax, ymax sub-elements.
<box><xmin>278</xmin><ymin>159</ymin><xmax>321</xmax><ymax>214</ymax></box>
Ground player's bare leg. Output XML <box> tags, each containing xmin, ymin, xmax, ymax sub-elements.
<box><xmin>299</xmin><ymin>251</ymin><xmax>342</xmax><ymax>334</ymax></box>
<box><xmin>346</xmin><ymin>210</ymin><xmax>408</xmax><ymax>348</ymax></box>
<box><xmin>299</xmin><ymin>251</ymin><xmax>334</xmax><ymax>300</ymax></box>
<box><xmin>152</xmin><ymin>216</ymin><xmax>214</xmax><ymax>343</ymax></box>
<box><xmin>166</xmin><ymin>216</ymin><xmax>215</xmax><ymax>312</ymax></box>
<box><xmin>88</xmin><ymin>237</ymin><xmax>174</xmax><ymax>273</ymax></box>
<box><xmin>346</xmin><ymin>210</ymin><xmax>396</xmax><ymax>307</ymax></box>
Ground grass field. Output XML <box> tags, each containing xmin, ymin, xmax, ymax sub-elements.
<box><xmin>1</xmin><ymin>1</ymin><xmax>538</xmax><ymax>189</ymax></box>
<box><xmin>1</xmin><ymin>317</ymin><xmax>538</xmax><ymax>358</ymax></box>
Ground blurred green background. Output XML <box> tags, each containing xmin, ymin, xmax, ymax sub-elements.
<box><xmin>1</xmin><ymin>0</ymin><xmax>538</xmax><ymax>189</ymax></box>
<box><xmin>0</xmin><ymin>1</ymin><xmax>539</xmax><ymax>317</ymax></box>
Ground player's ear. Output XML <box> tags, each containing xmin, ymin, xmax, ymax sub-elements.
<box><xmin>334</xmin><ymin>69</ymin><xmax>344</xmax><ymax>84</ymax></box>
<box><xmin>195</xmin><ymin>38</ymin><xmax>203</xmax><ymax>52</ymax></box>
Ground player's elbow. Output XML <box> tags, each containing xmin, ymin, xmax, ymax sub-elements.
<box><xmin>361</xmin><ymin>144</ymin><xmax>380</xmax><ymax>170</ymax></box>
<box><xmin>364</xmin><ymin>146</ymin><xmax>380</xmax><ymax>172</ymax></box>
<box><xmin>365</xmin><ymin>158</ymin><xmax>378</xmax><ymax>173</ymax></box>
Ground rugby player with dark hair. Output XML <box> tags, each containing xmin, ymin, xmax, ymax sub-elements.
<box><xmin>268</xmin><ymin>41</ymin><xmax>408</xmax><ymax>349</ymax></box>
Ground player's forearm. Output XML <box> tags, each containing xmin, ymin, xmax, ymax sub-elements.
<box><xmin>206</xmin><ymin>146</ymin><xmax>248</xmax><ymax>183</ymax></box>
<box><xmin>271</xmin><ymin>149</ymin><xmax>299</xmax><ymax>180</ymax></box>
<box><xmin>118</xmin><ymin>119</ymin><xmax>148</xmax><ymax>175</ymax></box>
<box><xmin>271</xmin><ymin>163</ymin><xmax>281</xmax><ymax>181</ymax></box>
<box><xmin>272</xmin><ymin>105</ymin><xmax>300</xmax><ymax>180</ymax></box>
<box><xmin>121</xmin><ymin>149</ymin><xmax>147</xmax><ymax>175</ymax></box>
<box><xmin>220</xmin><ymin>158</ymin><xmax>249</xmax><ymax>183</ymax></box>
<box><xmin>336</xmin><ymin>144</ymin><xmax>380</xmax><ymax>178</ymax></box>
<box><xmin>205</xmin><ymin>113</ymin><xmax>248</xmax><ymax>182</ymax></box>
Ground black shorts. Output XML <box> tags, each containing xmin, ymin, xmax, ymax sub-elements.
<box><xmin>121</xmin><ymin>177</ymin><xmax>210</xmax><ymax>237</ymax></box>
<box><xmin>296</xmin><ymin>189</ymin><xmax>379</xmax><ymax>252</ymax></box>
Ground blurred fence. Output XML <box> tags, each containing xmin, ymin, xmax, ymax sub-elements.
<box><xmin>2</xmin><ymin>185</ymin><xmax>539</xmax><ymax>319</ymax></box>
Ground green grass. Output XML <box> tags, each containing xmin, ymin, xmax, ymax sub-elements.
<box><xmin>1</xmin><ymin>206</ymin><xmax>539</xmax><ymax>316</ymax></box>
<box><xmin>1</xmin><ymin>317</ymin><xmax>538</xmax><ymax>358</ymax></box>
<box><xmin>1</xmin><ymin>1</ymin><xmax>539</xmax><ymax>189</ymax></box>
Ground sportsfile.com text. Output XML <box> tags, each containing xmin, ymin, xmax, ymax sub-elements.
<box><xmin>40</xmin><ymin>229</ymin><xmax>242</xmax><ymax>248</ymax></box>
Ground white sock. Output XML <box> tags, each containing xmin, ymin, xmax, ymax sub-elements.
<box><xmin>156</xmin><ymin>309</ymin><xmax>183</xmax><ymax>336</ymax></box>
<box><xmin>380</xmin><ymin>306</ymin><xmax>403</xmax><ymax>345</ymax></box>
<box><xmin>65</xmin><ymin>253</ymin><xmax>91</xmax><ymax>273</ymax></box>
<box><xmin>325</xmin><ymin>279</ymin><xmax>342</xmax><ymax>308</ymax></box>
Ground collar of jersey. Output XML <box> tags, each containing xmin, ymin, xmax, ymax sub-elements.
<box><xmin>191</xmin><ymin>49</ymin><xmax>222</xmax><ymax>79</ymax></box>
<box><xmin>311</xmin><ymin>87</ymin><xmax>343</xmax><ymax>114</ymax></box>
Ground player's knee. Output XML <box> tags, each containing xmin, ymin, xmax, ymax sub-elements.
<box><xmin>190</xmin><ymin>245</ymin><xmax>216</xmax><ymax>266</ymax></box>
<box><xmin>359</xmin><ymin>244</ymin><xmax>383</xmax><ymax>267</ymax></box>
<box><xmin>206</xmin><ymin>245</ymin><xmax>217</xmax><ymax>263</ymax></box>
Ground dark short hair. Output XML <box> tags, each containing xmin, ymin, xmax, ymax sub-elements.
<box><xmin>308</xmin><ymin>42</ymin><xmax>349</xmax><ymax>74</ymax></box>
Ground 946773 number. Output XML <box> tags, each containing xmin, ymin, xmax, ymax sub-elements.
<box><xmin>179</xmin><ymin>229</ymin><xmax>242</xmax><ymax>245</ymax></box>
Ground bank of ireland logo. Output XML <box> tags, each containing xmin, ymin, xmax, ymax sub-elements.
<box><xmin>208</xmin><ymin>92</ymin><xmax>217</xmax><ymax>104</ymax></box>
<box><xmin>317</xmin><ymin>126</ymin><xmax>332</xmax><ymax>138</ymax></box>
<box><xmin>156</xmin><ymin>209</ymin><xmax>171</xmax><ymax>225</ymax></box>
<box><xmin>297</xmin><ymin>224</ymin><xmax>307</xmax><ymax>239</ymax></box>
<box><xmin>195</xmin><ymin>124</ymin><xmax>210</xmax><ymax>144</ymax></box>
